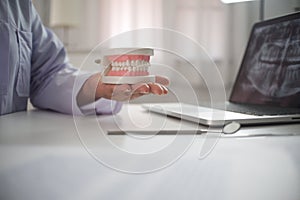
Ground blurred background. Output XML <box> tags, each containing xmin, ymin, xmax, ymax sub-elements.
<box><xmin>32</xmin><ymin>0</ymin><xmax>300</xmax><ymax>104</ymax></box>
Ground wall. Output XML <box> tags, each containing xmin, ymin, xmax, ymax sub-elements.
<box><xmin>33</xmin><ymin>0</ymin><xmax>300</xmax><ymax>104</ymax></box>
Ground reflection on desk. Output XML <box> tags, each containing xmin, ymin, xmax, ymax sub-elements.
<box><xmin>0</xmin><ymin>105</ymin><xmax>300</xmax><ymax>200</ymax></box>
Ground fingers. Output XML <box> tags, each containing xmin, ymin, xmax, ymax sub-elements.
<box><xmin>131</xmin><ymin>83</ymin><xmax>150</xmax><ymax>94</ymax></box>
<box><xmin>155</xmin><ymin>76</ymin><xmax>170</xmax><ymax>86</ymax></box>
<box><xmin>148</xmin><ymin>83</ymin><xmax>168</xmax><ymax>95</ymax></box>
<box><xmin>111</xmin><ymin>84</ymin><xmax>151</xmax><ymax>101</ymax></box>
<box><xmin>131</xmin><ymin>82</ymin><xmax>168</xmax><ymax>95</ymax></box>
<box><xmin>96</xmin><ymin>79</ymin><xmax>169</xmax><ymax>102</ymax></box>
<box><xmin>114</xmin><ymin>82</ymin><xmax>168</xmax><ymax>101</ymax></box>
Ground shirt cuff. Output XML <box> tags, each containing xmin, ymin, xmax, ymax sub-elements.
<box><xmin>80</xmin><ymin>99</ymin><xmax>123</xmax><ymax>115</ymax></box>
<box><xmin>72</xmin><ymin>73</ymin><xmax>123</xmax><ymax>116</ymax></box>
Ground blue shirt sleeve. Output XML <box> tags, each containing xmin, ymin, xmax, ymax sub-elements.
<box><xmin>28</xmin><ymin>2</ymin><xmax>122</xmax><ymax>115</ymax></box>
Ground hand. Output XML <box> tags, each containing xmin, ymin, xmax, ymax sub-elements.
<box><xmin>77</xmin><ymin>73</ymin><xmax>169</xmax><ymax>106</ymax></box>
<box><xmin>97</xmin><ymin>76</ymin><xmax>169</xmax><ymax>101</ymax></box>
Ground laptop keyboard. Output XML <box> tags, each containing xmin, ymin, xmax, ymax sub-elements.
<box><xmin>225</xmin><ymin>103</ymin><xmax>300</xmax><ymax>116</ymax></box>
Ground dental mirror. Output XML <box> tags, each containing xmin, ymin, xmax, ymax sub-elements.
<box><xmin>223</xmin><ymin>121</ymin><xmax>241</xmax><ymax>134</ymax></box>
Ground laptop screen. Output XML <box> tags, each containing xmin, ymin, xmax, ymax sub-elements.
<box><xmin>230</xmin><ymin>12</ymin><xmax>300</xmax><ymax>108</ymax></box>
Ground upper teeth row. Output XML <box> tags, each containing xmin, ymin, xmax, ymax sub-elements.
<box><xmin>111</xmin><ymin>66</ymin><xmax>150</xmax><ymax>72</ymax></box>
<box><xmin>111</xmin><ymin>60</ymin><xmax>150</xmax><ymax>67</ymax></box>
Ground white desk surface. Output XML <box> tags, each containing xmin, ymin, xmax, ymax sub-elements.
<box><xmin>0</xmin><ymin>104</ymin><xmax>300</xmax><ymax>200</ymax></box>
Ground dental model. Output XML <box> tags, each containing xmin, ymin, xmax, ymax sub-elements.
<box><xmin>99</xmin><ymin>48</ymin><xmax>156</xmax><ymax>84</ymax></box>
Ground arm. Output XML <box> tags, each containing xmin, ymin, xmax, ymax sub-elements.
<box><xmin>29</xmin><ymin>2</ymin><xmax>169</xmax><ymax>115</ymax></box>
<box><xmin>29</xmin><ymin>2</ymin><xmax>121</xmax><ymax>115</ymax></box>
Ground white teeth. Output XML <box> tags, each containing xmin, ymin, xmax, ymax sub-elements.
<box><xmin>110</xmin><ymin>60</ymin><xmax>150</xmax><ymax>72</ymax></box>
<box><xmin>131</xmin><ymin>60</ymin><xmax>135</xmax><ymax>66</ymax></box>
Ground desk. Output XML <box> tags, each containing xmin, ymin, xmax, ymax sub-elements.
<box><xmin>0</xmin><ymin>105</ymin><xmax>300</xmax><ymax>200</ymax></box>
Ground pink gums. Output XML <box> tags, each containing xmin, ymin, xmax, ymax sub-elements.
<box><xmin>106</xmin><ymin>54</ymin><xmax>150</xmax><ymax>76</ymax></box>
<box><xmin>107</xmin><ymin>55</ymin><xmax>150</xmax><ymax>62</ymax></box>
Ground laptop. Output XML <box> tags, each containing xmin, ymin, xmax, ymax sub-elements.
<box><xmin>143</xmin><ymin>12</ymin><xmax>300</xmax><ymax>127</ymax></box>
